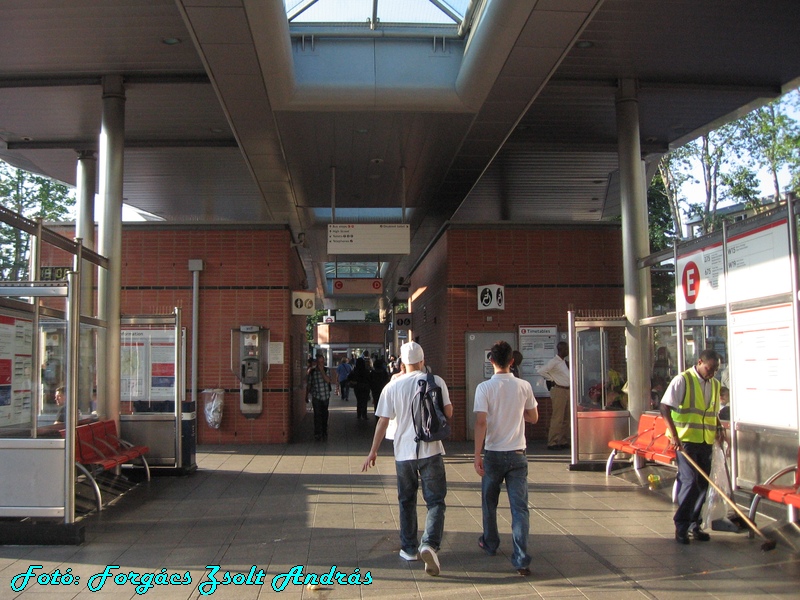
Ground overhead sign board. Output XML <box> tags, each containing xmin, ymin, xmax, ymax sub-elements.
<box><xmin>327</xmin><ymin>224</ymin><xmax>410</xmax><ymax>255</ymax></box>
<box><xmin>291</xmin><ymin>291</ymin><xmax>315</xmax><ymax>316</ymax></box>
<box><xmin>330</xmin><ymin>278</ymin><xmax>383</xmax><ymax>296</ymax></box>
<box><xmin>477</xmin><ymin>284</ymin><xmax>504</xmax><ymax>310</ymax></box>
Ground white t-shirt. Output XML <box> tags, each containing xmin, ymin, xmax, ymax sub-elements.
<box><xmin>376</xmin><ymin>370</ymin><xmax>451</xmax><ymax>461</ymax></box>
<box><xmin>474</xmin><ymin>373</ymin><xmax>537</xmax><ymax>451</ymax></box>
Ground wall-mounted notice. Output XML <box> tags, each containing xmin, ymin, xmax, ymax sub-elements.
<box><xmin>327</xmin><ymin>224</ymin><xmax>410</xmax><ymax>255</ymax></box>
<box><xmin>729</xmin><ymin>304</ymin><xmax>798</xmax><ymax>430</ymax></box>
<box><xmin>0</xmin><ymin>315</ymin><xmax>33</xmax><ymax>428</ymax></box>
<box><xmin>726</xmin><ymin>219</ymin><xmax>791</xmax><ymax>303</ymax></box>
<box><xmin>518</xmin><ymin>325</ymin><xmax>557</xmax><ymax>397</ymax></box>
<box><xmin>121</xmin><ymin>330</ymin><xmax>176</xmax><ymax>403</ymax></box>
<box><xmin>676</xmin><ymin>242</ymin><xmax>725</xmax><ymax>312</ymax></box>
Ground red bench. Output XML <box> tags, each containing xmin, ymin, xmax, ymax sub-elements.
<box><xmin>62</xmin><ymin>419</ymin><xmax>150</xmax><ymax>510</ymax></box>
<box><xmin>606</xmin><ymin>412</ymin><xmax>676</xmax><ymax>476</ymax></box>
<box><xmin>748</xmin><ymin>447</ymin><xmax>800</xmax><ymax>527</ymax></box>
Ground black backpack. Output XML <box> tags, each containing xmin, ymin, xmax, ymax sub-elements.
<box><xmin>412</xmin><ymin>373</ymin><xmax>451</xmax><ymax>443</ymax></box>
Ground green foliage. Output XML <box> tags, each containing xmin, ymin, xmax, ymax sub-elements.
<box><xmin>647</xmin><ymin>173</ymin><xmax>676</xmax><ymax>310</ymax></box>
<box><xmin>0</xmin><ymin>161</ymin><xmax>75</xmax><ymax>280</ymax></box>
<box><xmin>661</xmin><ymin>89</ymin><xmax>800</xmax><ymax>236</ymax></box>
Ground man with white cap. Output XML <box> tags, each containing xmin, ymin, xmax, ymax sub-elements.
<box><xmin>362</xmin><ymin>341</ymin><xmax>453</xmax><ymax>576</ymax></box>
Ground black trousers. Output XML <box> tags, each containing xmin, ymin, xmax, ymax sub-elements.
<box><xmin>674</xmin><ymin>441</ymin><xmax>712</xmax><ymax>534</ymax></box>
<box><xmin>311</xmin><ymin>396</ymin><xmax>329</xmax><ymax>438</ymax></box>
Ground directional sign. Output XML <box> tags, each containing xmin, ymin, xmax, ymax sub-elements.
<box><xmin>328</xmin><ymin>224</ymin><xmax>410</xmax><ymax>255</ymax></box>
<box><xmin>477</xmin><ymin>284</ymin><xmax>504</xmax><ymax>310</ymax></box>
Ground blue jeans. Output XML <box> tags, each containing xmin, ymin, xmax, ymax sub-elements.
<box><xmin>674</xmin><ymin>442</ymin><xmax>712</xmax><ymax>534</ymax></box>
<box><xmin>395</xmin><ymin>454</ymin><xmax>447</xmax><ymax>554</ymax></box>
<box><xmin>481</xmin><ymin>450</ymin><xmax>531</xmax><ymax>569</ymax></box>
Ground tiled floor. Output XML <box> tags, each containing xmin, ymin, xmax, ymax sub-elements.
<box><xmin>1</xmin><ymin>395</ymin><xmax>798</xmax><ymax>599</ymax></box>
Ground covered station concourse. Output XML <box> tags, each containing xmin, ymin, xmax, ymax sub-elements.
<box><xmin>1</xmin><ymin>0</ymin><xmax>800</xmax><ymax>596</ymax></box>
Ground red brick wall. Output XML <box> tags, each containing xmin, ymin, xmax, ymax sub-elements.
<box><xmin>121</xmin><ymin>225</ymin><xmax>307</xmax><ymax>444</ymax></box>
<box><xmin>410</xmin><ymin>225</ymin><xmax>624</xmax><ymax>442</ymax></box>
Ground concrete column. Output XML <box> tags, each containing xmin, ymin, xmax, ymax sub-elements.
<box><xmin>615</xmin><ymin>79</ymin><xmax>652</xmax><ymax>421</ymax></box>
<box><xmin>75</xmin><ymin>150</ymin><xmax>97</xmax><ymax>414</ymax></box>
<box><xmin>97</xmin><ymin>75</ymin><xmax>125</xmax><ymax>424</ymax></box>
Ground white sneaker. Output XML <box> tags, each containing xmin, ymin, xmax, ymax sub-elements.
<box><xmin>399</xmin><ymin>549</ymin><xmax>419</xmax><ymax>561</ymax></box>
<box><xmin>419</xmin><ymin>544</ymin><xmax>440</xmax><ymax>576</ymax></box>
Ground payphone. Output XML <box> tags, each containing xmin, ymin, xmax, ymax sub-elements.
<box><xmin>231</xmin><ymin>326</ymin><xmax>269</xmax><ymax>417</ymax></box>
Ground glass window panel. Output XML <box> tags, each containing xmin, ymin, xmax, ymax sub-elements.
<box><xmin>287</xmin><ymin>0</ymin><xmax>463</xmax><ymax>25</ymax></box>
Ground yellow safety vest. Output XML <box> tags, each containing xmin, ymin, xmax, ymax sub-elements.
<box><xmin>670</xmin><ymin>369</ymin><xmax>719</xmax><ymax>444</ymax></box>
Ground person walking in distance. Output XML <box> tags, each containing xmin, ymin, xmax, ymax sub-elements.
<box><xmin>361</xmin><ymin>341</ymin><xmax>453</xmax><ymax>577</ymax></box>
<box><xmin>336</xmin><ymin>357</ymin><xmax>353</xmax><ymax>401</ymax></box>
<box><xmin>660</xmin><ymin>349</ymin><xmax>725</xmax><ymax>544</ymax></box>
<box><xmin>537</xmin><ymin>342</ymin><xmax>571</xmax><ymax>450</ymax></box>
<box><xmin>306</xmin><ymin>352</ymin><xmax>332</xmax><ymax>441</ymax></box>
<box><xmin>474</xmin><ymin>341</ymin><xmax>539</xmax><ymax>576</ymax></box>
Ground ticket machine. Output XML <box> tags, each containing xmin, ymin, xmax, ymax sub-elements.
<box><xmin>231</xmin><ymin>326</ymin><xmax>269</xmax><ymax>417</ymax></box>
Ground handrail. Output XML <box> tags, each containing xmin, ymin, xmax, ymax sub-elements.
<box><xmin>0</xmin><ymin>205</ymin><xmax>108</xmax><ymax>269</ymax></box>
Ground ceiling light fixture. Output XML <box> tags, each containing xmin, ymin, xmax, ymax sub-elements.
<box><xmin>575</xmin><ymin>40</ymin><xmax>594</xmax><ymax>49</ymax></box>
<box><xmin>161</xmin><ymin>37</ymin><xmax>182</xmax><ymax>46</ymax></box>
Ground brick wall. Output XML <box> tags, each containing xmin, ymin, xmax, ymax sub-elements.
<box><xmin>410</xmin><ymin>225</ymin><xmax>624</xmax><ymax>442</ymax></box>
<box><xmin>121</xmin><ymin>225</ymin><xmax>307</xmax><ymax>444</ymax></box>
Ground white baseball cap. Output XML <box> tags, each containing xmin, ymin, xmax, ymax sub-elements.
<box><xmin>401</xmin><ymin>341</ymin><xmax>424</xmax><ymax>365</ymax></box>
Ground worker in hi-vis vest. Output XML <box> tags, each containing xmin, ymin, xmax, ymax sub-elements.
<box><xmin>660</xmin><ymin>349</ymin><xmax>725</xmax><ymax>545</ymax></box>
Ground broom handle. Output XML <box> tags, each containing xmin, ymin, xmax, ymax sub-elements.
<box><xmin>678</xmin><ymin>448</ymin><xmax>769</xmax><ymax>542</ymax></box>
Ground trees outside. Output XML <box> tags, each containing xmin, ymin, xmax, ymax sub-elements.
<box><xmin>0</xmin><ymin>160</ymin><xmax>75</xmax><ymax>280</ymax></box>
<box><xmin>656</xmin><ymin>89</ymin><xmax>800</xmax><ymax>239</ymax></box>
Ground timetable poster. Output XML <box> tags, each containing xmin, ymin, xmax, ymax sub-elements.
<box><xmin>150</xmin><ymin>336</ymin><xmax>176</xmax><ymax>400</ymax></box>
<box><xmin>729</xmin><ymin>304</ymin><xmax>798</xmax><ymax>431</ymax></box>
<box><xmin>121</xmin><ymin>331</ymin><xmax>147</xmax><ymax>401</ymax></box>
<box><xmin>0</xmin><ymin>314</ymin><xmax>33</xmax><ymax>427</ymax></box>
<box><xmin>518</xmin><ymin>325</ymin><xmax>557</xmax><ymax>397</ymax></box>
<box><xmin>121</xmin><ymin>330</ymin><xmax>176</xmax><ymax>402</ymax></box>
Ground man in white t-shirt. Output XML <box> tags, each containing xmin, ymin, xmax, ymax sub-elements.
<box><xmin>362</xmin><ymin>341</ymin><xmax>453</xmax><ymax>577</ymax></box>
<box><xmin>474</xmin><ymin>340</ymin><xmax>539</xmax><ymax>576</ymax></box>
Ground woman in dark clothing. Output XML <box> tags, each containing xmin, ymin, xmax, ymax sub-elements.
<box><xmin>347</xmin><ymin>357</ymin><xmax>372</xmax><ymax>420</ymax></box>
<box><xmin>369</xmin><ymin>358</ymin><xmax>390</xmax><ymax>414</ymax></box>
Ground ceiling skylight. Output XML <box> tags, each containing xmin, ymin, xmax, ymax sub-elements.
<box><xmin>285</xmin><ymin>0</ymin><xmax>470</xmax><ymax>28</ymax></box>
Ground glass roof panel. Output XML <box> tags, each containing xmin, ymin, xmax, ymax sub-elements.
<box><xmin>325</xmin><ymin>261</ymin><xmax>381</xmax><ymax>278</ymax></box>
<box><xmin>286</xmin><ymin>0</ymin><xmax>466</xmax><ymax>26</ymax></box>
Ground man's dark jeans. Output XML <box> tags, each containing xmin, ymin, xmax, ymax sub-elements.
<box><xmin>395</xmin><ymin>454</ymin><xmax>447</xmax><ymax>554</ymax></box>
<box><xmin>480</xmin><ymin>450</ymin><xmax>531</xmax><ymax>569</ymax></box>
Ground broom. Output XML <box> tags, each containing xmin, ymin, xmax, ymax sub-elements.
<box><xmin>679</xmin><ymin>449</ymin><xmax>777</xmax><ymax>551</ymax></box>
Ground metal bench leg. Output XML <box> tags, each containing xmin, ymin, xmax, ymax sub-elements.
<box><xmin>606</xmin><ymin>450</ymin><xmax>617</xmax><ymax>476</ymax></box>
<box><xmin>140</xmin><ymin>455</ymin><xmax>151</xmax><ymax>481</ymax></box>
<box><xmin>76</xmin><ymin>463</ymin><xmax>103</xmax><ymax>512</ymax></box>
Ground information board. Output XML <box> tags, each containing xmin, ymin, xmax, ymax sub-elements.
<box><xmin>518</xmin><ymin>325</ymin><xmax>557</xmax><ymax>397</ymax></box>
<box><xmin>729</xmin><ymin>304</ymin><xmax>798</xmax><ymax>430</ymax></box>
<box><xmin>726</xmin><ymin>219</ymin><xmax>791</xmax><ymax>303</ymax></box>
<box><xmin>121</xmin><ymin>330</ymin><xmax>177</xmax><ymax>403</ymax></box>
<box><xmin>327</xmin><ymin>224</ymin><xmax>410</xmax><ymax>255</ymax></box>
<box><xmin>0</xmin><ymin>315</ymin><xmax>33</xmax><ymax>428</ymax></box>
